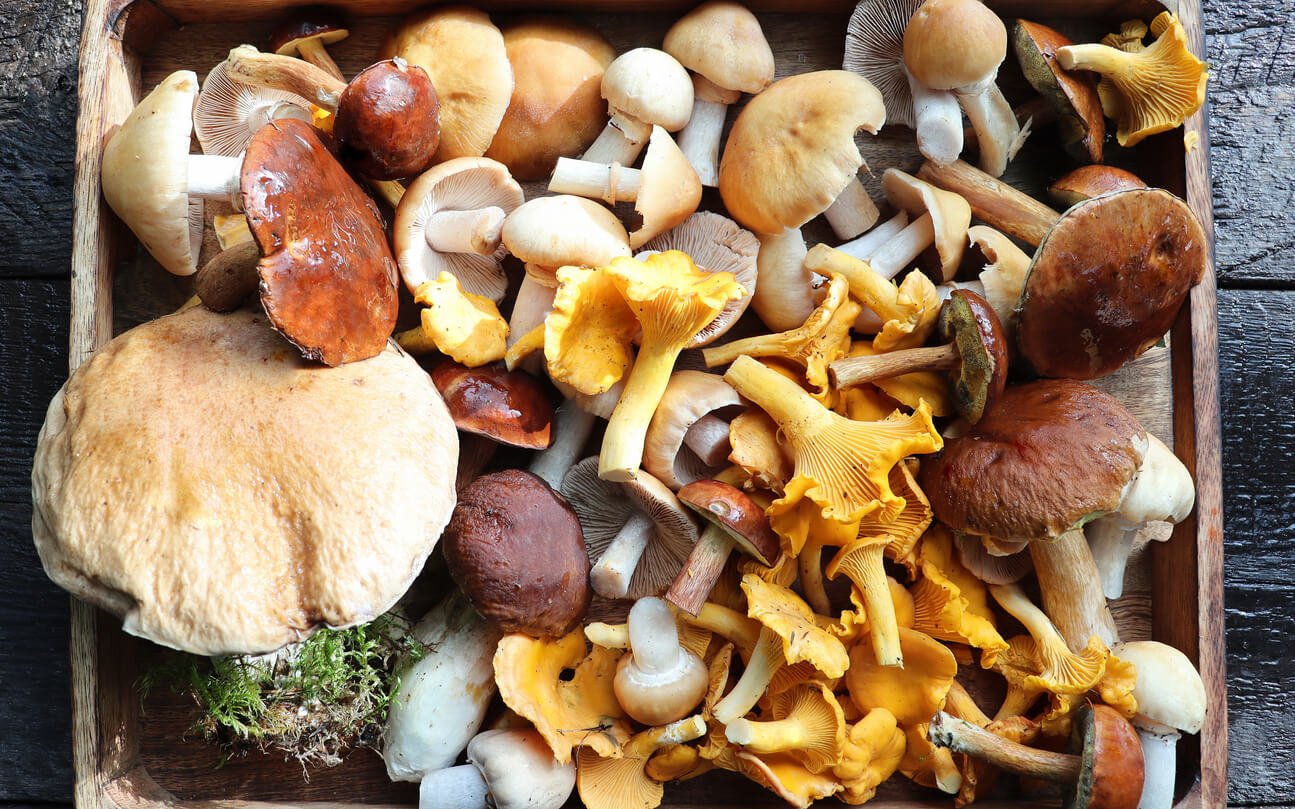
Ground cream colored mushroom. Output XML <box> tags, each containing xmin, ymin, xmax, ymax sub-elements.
<box><xmin>582</xmin><ymin>48</ymin><xmax>694</xmax><ymax>166</ymax></box>
<box><xmin>643</xmin><ymin>371</ymin><xmax>744</xmax><ymax>490</ymax></box>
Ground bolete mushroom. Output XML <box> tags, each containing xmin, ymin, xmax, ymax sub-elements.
<box><xmin>663</xmin><ymin>0</ymin><xmax>775</xmax><ymax>186</ymax></box>
<box><xmin>643</xmin><ymin>370</ymin><xmax>745</xmax><ymax>490</ymax></box>
<box><xmin>1048</xmin><ymin>165</ymin><xmax>1148</xmax><ymax>208</ymax></box>
<box><xmin>613</xmin><ymin>597</ymin><xmax>709</xmax><ymax>725</ymax></box>
<box><xmin>428</xmin><ymin>360</ymin><xmax>554</xmax><ymax>450</ymax></box>
<box><xmin>582</xmin><ymin>47</ymin><xmax>694</xmax><ymax>166</ymax></box>
<box><xmin>417</xmin><ymin>728</ymin><xmax>576</xmax><ymax>809</ymax></box>
<box><xmin>1013</xmin><ymin>19</ymin><xmax>1106</xmax><ymax>163</ymax></box>
<box><xmin>930</xmin><ymin>704</ymin><xmax>1145</xmax><ymax>809</ymax></box>
<box><xmin>193</xmin><ymin>59</ymin><xmax>312</xmax><ymax>158</ymax></box>
<box><xmin>269</xmin><ymin>6</ymin><xmax>349</xmax><ymax>80</ymax></box>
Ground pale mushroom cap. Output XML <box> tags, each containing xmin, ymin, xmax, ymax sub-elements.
<box><xmin>882</xmin><ymin>167</ymin><xmax>972</xmax><ymax>278</ymax></box>
<box><xmin>501</xmin><ymin>195</ymin><xmax>631</xmax><ymax>269</ymax></box>
<box><xmin>1117</xmin><ymin>433</ymin><xmax>1195</xmax><ymax>524</ymax></box>
<box><xmin>662</xmin><ymin>1</ymin><xmax>775</xmax><ymax>95</ymax></box>
<box><xmin>903</xmin><ymin>0</ymin><xmax>1008</xmax><ymax>90</ymax></box>
<box><xmin>602</xmin><ymin>47</ymin><xmax>695</xmax><ymax>132</ymax></box>
<box><xmin>394</xmin><ymin>156</ymin><xmax>524</xmax><ymax>300</ymax></box>
<box><xmin>194</xmin><ymin>60</ymin><xmax>312</xmax><ymax>157</ymax></box>
<box><xmin>468</xmin><ymin>728</ymin><xmax>576</xmax><ymax>809</ymax></box>
<box><xmin>968</xmin><ymin>224</ymin><xmax>1031</xmax><ymax>328</ymax></box>
<box><xmin>843</xmin><ymin>0</ymin><xmax>924</xmax><ymax>130</ymax></box>
<box><xmin>382</xmin><ymin>6</ymin><xmax>514</xmax><ymax>162</ymax></box>
<box><xmin>632</xmin><ymin>127</ymin><xmax>703</xmax><ymax>249</ymax></box>
<box><xmin>101</xmin><ymin>70</ymin><xmax>202</xmax><ymax>277</ymax></box>
<box><xmin>1112</xmin><ymin>641</ymin><xmax>1206</xmax><ymax>735</ymax></box>
<box><xmin>31</xmin><ymin>307</ymin><xmax>458</xmax><ymax>656</ymax></box>
<box><xmin>643</xmin><ymin>370</ymin><xmax>744</xmax><ymax>489</ymax></box>
<box><xmin>719</xmin><ymin>70</ymin><xmax>885</xmax><ymax>234</ymax></box>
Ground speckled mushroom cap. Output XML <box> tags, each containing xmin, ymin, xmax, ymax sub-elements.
<box><xmin>1017</xmin><ymin>188</ymin><xmax>1207</xmax><ymax>380</ymax></box>
<box><xmin>918</xmin><ymin>379</ymin><xmax>1147</xmax><ymax>541</ymax></box>
<box><xmin>561</xmin><ymin>457</ymin><xmax>698</xmax><ymax>599</ymax></box>
<box><xmin>31</xmin><ymin>306</ymin><xmax>458</xmax><ymax>656</ymax></box>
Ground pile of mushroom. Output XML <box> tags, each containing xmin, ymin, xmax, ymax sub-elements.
<box><xmin>84</xmin><ymin>1</ymin><xmax>1216</xmax><ymax>808</ymax></box>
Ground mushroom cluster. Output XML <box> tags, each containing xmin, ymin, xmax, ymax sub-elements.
<box><xmin>57</xmin><ymin>1</ymin><xmax>1214</xmax><ymax>807</ymax></box>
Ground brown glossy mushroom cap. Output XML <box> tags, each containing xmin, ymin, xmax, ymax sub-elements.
<box><xmin>1067</xmin><ymin>704</ymin><xmax>1145</xmax><ymax>809</ymax></box>
<box><xmin>1013</xmin><ymin>20</ymin><xmax>1106</xmax><ymax>164</ymax></box>
<box><xmin>918</xmin><ymin>379</ymin><xmax>1146</xmax><ymax>541</ymax></box>
<box><xmin>677</xmin><ymin>480</ymin><xmax>778</xmax><ymax>565</ymax></box>
<box><xmin>334</xmin><ymin>59</ymin><xmax>440</xmax><ymax>180</ymax></box>
<box><xmin>444</xmin><ymin>470</ymin><xmax>590</xmax><ymax>637</ymax></box>
<box><xmin>428</xmin><ymin>359</ymin><xmax>554</xmax><ymax>450</ymax></box>
<box><xmin>1017</xmin><ymin>188</ymin><xmax>1207</xmax><ymax>379</ymax></box>
<box><xmin>241</xmin><ymin>118</ymin><xmax>398</xmax><ymax>366</ymax></box>
<box><xmin>269</xmin><ymin>8</ymin><xmax>349</xmax><ymax>55</ymax></box>
<box><xmin>938</xmin><ymin>289</ymin><xmax>1008</xmax><ymax>423</ymax></box>
<box><xmin>1047</xmin><ymin>165</ymin><xmax>1148</xmax><ymax>208</ymax></box>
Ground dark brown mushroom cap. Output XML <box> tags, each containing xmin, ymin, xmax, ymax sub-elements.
<box><xmin>334</xmin><ymin>59</ymin><xmax>440</xmax><ymax>180</ymax></box>
<box><xmin>676</xmin><ymin>479</ymin><xmax>778</xmax><ymax>565</ymax></box>
<box><xmin>241</xmin><ymin>118</ymin><xmax>398</xmax><ymax>366</ymax></box>
<box><xmin>1066</xmin><ymin>704</ymin><xmax>1145</xmax><ymax>809</ymax></box>
<box><xmin>1017</xmin><ymin>188</ymin><xmax>1208</xmax><ymax>380</ymax></box>
<box><xmin>918</xmin><ymin>380</ymin><xmax>1146</xmax><ymax>540</ymax></box>
<box><xmin>443</xmin><ymin>470</ymin><xmax>591</xmax><ymax>637</ymax></box>
<box><xmin>1048</xmin><ymin>165</ymin><xmax>1148</xmax><ymax>209</ymax></box>
<box><xmin>269</xmin><ymin>8</ymin><xmax>350</xmax><ymax>54</ymax></box>
<box><xmin>938</xmin><ymin>289</ymin><xmax>1008</xmax><ymax>424</ymax></box>
<box><xmin>1012</xmin><ymin>20</ymin><xmax>1105</xmax><ymax>164</ymax></box>
<box><xmin>428</xmin><ymin>359</ymin><xmax>554</xmax><ymax>450</ymax></box>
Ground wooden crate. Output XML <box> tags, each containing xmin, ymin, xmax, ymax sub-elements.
<box><xmin>68</xmin><ymin>0</ymin><xmax>1226</xmax><ymax>806</ymax></box>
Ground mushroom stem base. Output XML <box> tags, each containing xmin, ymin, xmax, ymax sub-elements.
<box><xmin>418</xmin><ymin>764</ymin><xmax>489</xmax><ymax>809</ymax></box>
<box><xmin>665</xmin><ymin>526</ymin><xmax>735</xmax><ymax>616</ymax></box>
<box><xmin>929</xmin><ymin>711</ymin><xmax>1081</xmax><ymax>783</ymax></box>
<box><xmin>823</xmin><ymin>176</ymin><xmax>880</xmax><ymax>241</ymax></box>
<box><xmin>1135</xmin><ymin>727</ymin><xmax>1180</xmax><ymax>809</ymax></box>
<box><xmin>425</xmin><ymin>207</ymin><xmax>507</xmax><ymax>255</ymax></box>
<box><xmin>529</xmin><ymin>402</ymin><xmax>597</xmax><ymax>490</ymax></box>
<box><xmin>753</xmin><ymin>229</ymin><xmax>814</xmax><ymax>332</ymax></box>
<box><xmin>295</xmin><ymin>37</ymin><xmax>344</xmax><ymax>82</ymax></box>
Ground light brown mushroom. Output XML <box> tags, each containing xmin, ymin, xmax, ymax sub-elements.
<box><xmin>643</xmin><ymin>370</ymin><xmax>744</xmax><ymax>490</ymax></box>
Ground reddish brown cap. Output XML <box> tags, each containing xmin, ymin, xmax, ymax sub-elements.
<box><xmin>918</xmin><ymin>380</ymin><xmax>1145</xmax><ymax>540</ymax></box>
<box><xmin>1017</xmin><ymin>188</ymin><xmax>1207</xmax><ymax>380</ymax></box>
<box><xmin>335</xmin><ymin>59</ymin><xmax>440</xmax><ymax>180</ymax></box>
<box><xmin>677</xmin><ymin>480</ymin><xmax>777</xmax><ymax>565</ymax></box>
<box><xmin>1013</xmin><ymin>20</ymin><xmax>1105</xmax><ymax>164</ymax></box>
<box><xmin>1067</xmin><ymin>704</ymin><xmax>1145</xmax><ymax>809</ymax></box>
<box><xmin>241</xmin><ymin>118</ymin><xmax>399</xmax><ymax>366</ymax></box>
<box><xmin>428</xmin><ymin>359</ymin><xmax>554</xmax><ymax>449</ymax></box>
<box><xmin>1048</xmin><ymin>165</ymin><xmax>1148</xmax><ymax>209</ymax></box>
<box><xmin>444</xmin><ymin>470</ymin><xmax>591</xmax><ymax>637</ymax></box>
<box><xmin>269</xmin><ymin>8</ymin><xmax>349</xmax><ymax>55</ymax></box>
<box><xmin>939</xmin><ymin>289</ymin><xmax>1008</xmax><ymax>424</ymax></box>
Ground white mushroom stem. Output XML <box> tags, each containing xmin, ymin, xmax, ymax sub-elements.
<box><xmin>1029</xmin><ymin>529</ymin><xmax>1119</xmax><ymax>650</ymax></box>
<box><xmin>869</xmin><ymin>212</ymin><xmax>935</xmax><ymax>280</ymax></box>
<box><xmin>909</xmin><ymin>71</ymin><xmax>964</xmax><ymax>166</ymax></box>
<box><xmin>955</xmin><ymin>79</ymin><xmax>1023</xmax><ymax>179</ymax></box>
<box><xmin>548</xmin><ymin>158</ymin><xmax>642</xmax><ymax>204</ymax></box>
<box><xmin>591</xmin><ymin>512</ymin><xmax>656</xmax><ymax>598</ymax></box>
<box><xmin>682</xmin><ymin>414</ymin><xmax>731</xmax><ymax>466</ymax></box>
<box><xmin>508</xmin><ymin>271</ymin><xmax>557</xmax><ymax>346</ymax></box>
<box><xmin>628</xmin><ymin>596</ymin><xmax>688</xmax><ymax>675</ymax></box>
<box><xmin>419</xmin><ymin>765</ymin><xmax>489</xmax><ymax>809</ymax></box>
<box><xmin>581</xmin><ymin>114</ymin><xmax>652</xmax><ymax>166</ymax></box>
<box><xmin>834</xmin><ymin>210</ymin><xmax>910</xmax><ymax>260</ymax></box>
<box><xmin>529</xmin><ymin>400</ymin><xmax>597</xmax><ymax>490</ymax></box>
<box><xmin>676</xmin><ymin>76</ymin><xmax>739</xmax><ymax>188</ymax></box>
<box><xmin>187</xmin><ymin>154</ymin><xmax>242</xmax><ymax>205</ymax></box>
<box><xmin>822</xmin><ymin>176</ymin><xmax>881</xmax><ymax>241</ymax></box>
<box><xmin>1135</xmin><ymin>726</ymin><xmax>1180</xmax><ymax>809</ymax></box>
<box><xmin>1086</xmin><ymin>515</ymin><xmax>1140</xmax><ymax>600</ymax></box>
<box><xmin>425</xmin><ymin>207</ymin><xmax>507</xmax><ymax>256</ymax></box>
<box><xmin>752</xmin><ymin>228</ymin><xmax>814</xmax><ymax>332</ymax></box>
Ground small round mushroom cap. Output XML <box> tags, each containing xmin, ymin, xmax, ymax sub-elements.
<box><xmin>1067</xmin><ymin>704</ymin><xmax>1146</xmax><ymax>809</ymax></box>
<box><xmin>843</xmin><ymin>0</ymin><xmax>924</xmax><ymax>130</ymax></box>
<box><xmin>561</xmin><ymin>457</ymin><xmax>699</xmax><ymax>600</ymax></box>
<box><xmin>501</xmin><ymin>195</ymin><xmax>631</xmax><ymax>274</ymax></box>
<box><xmin>101</xmin><ymin>70</ymin><xmax>203</xmax><ymax>277</ymax></box>
<box><xmin>631</xmin><ymin>126</ymin><xmax>703</xmax><ymax>249</ymax></box>
<box><xmin>643</xmin><ymin>370</ymin><xmax>744</xmax><ymax>489</ymax></box>
<box><xmin>194</xmin><ymin>60</ymin><xmax>312</xmax><ymax>157</ymax></box>
<box><xmin>919</xmin><ymin>379</ymin><xmax>1147</xmax><ymax>541</ymax></box>
<box><xmin>677</xmin><ymin>479</ymin><xmax>778</xmax><ymax>565</ymax></box>
<box><xmin>719</xmin><ymin>70</ymin><xmax>885</xmax><ymax>234</ymax></box>
<box><xmin>486</xmin><ymin>19</ymin><xmax>615</xmax><ymax>181</ymax></box>
<box><xmin>1047</xmin><ymin>165</ymin><xmax>1148</xmax><ymax>209</ymax></box>
<box><xmin>382</xmin><ymin>7</ymin><xmax>513</xmax><ymax>162</ymax></box>
<box><xmin>466</xmin><ymin>728</ymin><xmax>577</xmax><ymax>809</ymax></box>
<box><xmin>241</xmin><ymin>118</ymin><xmax>399</xmax><ymax>366</ymax></box>
<box><xmin>903</xmin><ymin>0</ymin><xmax>1008</xmax><ymax>90</ymax></box>
<box><xmin>429</xmin><ymin>359</ymin><xmax>554</xmax><ymax>450</ymax></box>
<box><xmin>1111</xmin><ymin>641</ymin><xmax>1206</xmax><ymax>735</ymax></box>
<box><xmin>662</xmin><ymin>1</ymin><xmax>775</xmax><ymax>95</ymax></box>
<box><xmin>938</xmin><ymin>288</ymin><xmax>1008</xmax><ymax>423</ymax></box>
<box><xmin>31</xmin><ymin>306</ymin><xmax>458</xmax><ymax>656</ymax></box>
<box><xmin>1012</xmin><ymin>20</ymin><xmax>1106</xmax><ymax>164</ymax></box>
<box><xmin>394</xmin><ymin>156</ymin><xmax>524</xmax><ymax>300</ymax></box>
<box><xmin>882</xmin><ymin>167</ymin><xmax>971</xmax><ymax>280</ymax></box>
<box><xmin>269</xmin><ymin>8</ymin><xmax>350</xmax><ymax>57</ymax></box>
<box><xmin>334</xmin><ymin>58</ymin><xmax>441</xmax><ymax>180</ymax></box>
<box><xmin>444</xmin><ymin>470</ymin><xmax>590</xmax><ymax>637</ymax></box>
<box><xmin>602</xmin><ymin>48</ymin><xmax>695</xmax><ymax>133</ymax></box>
<box><xmin>1017</xmin><ymin>189</ymin><xmax>1208</xmax><ymax>380</ymax></box>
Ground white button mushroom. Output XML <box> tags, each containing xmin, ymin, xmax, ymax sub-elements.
<box><xmin>418</xmin><ymin>728</ymin><xmax>576</xmax><ymax>809</ymax></box>
<box><xmin>581</xmin><ymin>47</ymin><xmax>694</xmax><ymax>166</ymax></box>
<box><xmin>612</xmin><ymin>597</ymin><xmax>708</xmax><ymax>725</ymax></box>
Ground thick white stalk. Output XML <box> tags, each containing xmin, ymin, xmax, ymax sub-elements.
<box><xmin>822</xmin><ymin>176</ymin><xmax>880</xmax><ymax>240</ymax></box>
<box><xmin>1136</xmin><ymin>727</ymin><xmax>1180</xmax><ymax>809</ymax></box>
<box><xmin>187</xmin><ymin>154</ymin><xmax>242</xmax><ymax>205</ymax></box>
<box><xmin>425</xmin><ymin>207</ymin><xmax>506</xmax><ymax>255</ymax></box>
<box><xmin>581</xmin><ymin>117</ymin><xmax>650</xmax><ymax>165</ymax></box>
<box><xmin>869</xmin><ymin>212</ymin><xmax>935</xmax><ymax>279</ymax></box>
<box><xmin>529</xmin><ymin>401</ymin><xmax>597</xmax><ymax>490</ymax></box>
<box><xmin>834</xmin><ymin>210</ymin><xmax>910</xmax><ymax>260</ymax></box>
<box><xmin>909</xmin><ymin>71</ymin><xmax>963</xmax><ymax>166</ymax></box>
<box><xmin>548</xmin><ymin>157</ymin><xmax>641</xmax><ymax>204</ymax></box>
<box><xmin>507</xmin><ymin>272</ymin><xmax>556</xmax><ymax>375</ymax></box>
<box><xmin>419</xmin><ymin>764</ymin><xmax>489</xmax><ymax>809</ymax></box>
<box><xmin>628</xmin><ymin>597</ymin><xmax>684</xmax><ymax>675</ymax></box>
<box><xmin>591</xmin><ymin>512</ymin><xmax>656</xmax><ymax>598</ymax></box>
<box><xmin>752</xmin><ymin>228</ymin><xmax>814</xmax><ymax>332</ymax></box>
<box><xmin>956</xmin><ymin>80</ymin><xmax>1021</xmax><ymax>178</ymax></box>
<box><xmin>682</xmin><ymin>414</ymin><xmax>731</xmax><ymax>466</ymax></box>
<box><xmin>1086</xmin><ymin>514</ymin><xmax>1137</xmax><ymax>600</ymax></box>
<box><xmin>677</xmin><ymin>96</ymin><xmax>728</xmax><ymax>187</ymax></box>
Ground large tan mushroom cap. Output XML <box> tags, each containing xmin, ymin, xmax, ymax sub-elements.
<box><xmin>31</xmin><ymin>307</ymin><xmax>458</xmax><ymax>656</ymax></box>
<box><xmin>501</xmin><ymin>195</ymin><xmax>631</xmax><ymax>275</ymax></box>
<box><xmin>486</xmin><ymin>19</ymin><xmax>615</xmax><ymax>181</ymax></box>
<box><xmin>382</xmin><ymin>6</ymin><xmax>513</xmax><ymax>162</ymax></box>
<box><xmin>882</xmin><ymin>168</ymin><xmax>971</xmax><ymax>280</ymax></box>
<box><xmin>662</xmin><ymin>1</ymin><xmax>775</xmax><ymax>95</ymax></box>
<box><xmin>903</xmin><ymin>0</ymin><xmax>1007</xmax><ymax>90</ymax></box>
<box><xmin>719</xmin><ymin>71</ymin><xmax>885</xmax><ymax>234</ymax></box>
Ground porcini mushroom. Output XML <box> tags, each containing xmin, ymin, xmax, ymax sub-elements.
<box><xmin>193</xmin><ymin>59</ymin><xmax>312</xmax><ymax>158</ymax></box>
<box><xmin>663</xmin><ymin>1</ymin><xmax>775</xmax><ymax>185</ymax></box>
<box><xmin>417</xmin><ymin>728</ymin><xmax>575</xmax><ymax>809</ymax></box>
<box><xmin>643</xmin><ymin>370</ymin><xmax>744</xmax><ymax>490</ymax></box>
<box><xmin>269</xmin><ymin>7</ymin><xmax>349</xmax><ymax>80</ymax></box>
<box><xmin>428</xmin><ymin>360</ymin><xmax>554</xmax><ymax>450</ymax></box>
<box><xmin>1048</xmin><ymin>165</ymin><xmax>1148</xmax><ymax>208</ymax></box>
<box><xmin>582</xmin><ymin>47</ymin><xmax>694</xmax><ymax>166</ymax></box>
<box><xmin>194</xmin><ymin>241</ymin><xmax>259</xmax><ymax>312</ymax></box>
<box><xmin>930</xmin><ymin>704</ymin><xmax>1145</xmax><ymax>809</ymax></box>
<box><xmin>665</xmin><ymin>479</ymin><xmax>778</xmax><ymax>615</ymax></box>
<box><xmin>1012</xmin><ymin>20</ymin><xmax>1106</xmax><ymax>163</ymax></box>
<box><xmin>613</xmin><ymin>597</ymin><xmax>709</xmax><ymax>725</ymax></box>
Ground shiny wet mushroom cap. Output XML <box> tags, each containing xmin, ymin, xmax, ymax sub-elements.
<box><xmin>428</xmin><ymin>359</ymin><xmax>554</xmax><ymax>450</ymax></box>
<box><xmin>1047</xmin><ymin>165</ymin><xmax>1148</xmax><ymax>208</ymax></box>
<box><xmin>334</xmin><ymin>58</ymin><xmax>441</xmax><ymax>180</ymax></box>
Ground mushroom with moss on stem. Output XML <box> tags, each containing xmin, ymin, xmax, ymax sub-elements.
<box><xmin>581</xmin><ymin>47</ymin><xmax>694</xmax><ymax>165</ymax></box>
<box><xmin>1012</xmin><ymin>19</ymin><xmax>1106</xmax><ymax>164</ymax></box>
<box><xmin>612</xmin><ymin>597</ymin><xmax>709</xmax><ymax>725</ymax></box>
<box><xmin>418</xmin><ymin>728</ymin><xmax>575</xmax><ymax>809</ymax></box>
<box><xmin>643</xmin><ymin>371</ymin><xmax>744</xmax><ymax>491</ymax></box>
<box><xmin>193</xmin><ymin>59</ymin><xmax>312</xmax><ymax>158</ymax></box>
<box><xmin>1048</xmin><ymin>165</ymin><xmax>1148</xmax><ymax>208</ymax></box>
<box><xmin>269</xmin><ymin>7</ymin><xmax>349</xmax><ymax>80</ymax></box>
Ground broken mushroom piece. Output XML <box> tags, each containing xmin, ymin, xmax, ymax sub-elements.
<box><xmin>429</xmin><ymin>360</ymin><xmax>553</xmax><ymax>450</ymax></box>
<box><xmin>663</xmin><ymin>1</ymin><xmax>775</xmax><ymax>186</ymax></box>
<box><xmin>549</xmin><ymin>125</ymin><xmax>702</xmax><ymax>249</ymax></box>
<box><xmin>843</xmin><ymin>0</ymin><xmax>925</xmax><ymax>131</ymax></box>
<box><xmin>193</xmin><ymin>59</ymin><xmax>312</xmax><ymax>158</ymax></box>
<box><xmin>561</xmin><ymin>457</ymin><xmax>699</xmax><ymax>600</ymax></box>
<box><xmin>1047</xmin><ymin>165</ymin><xmax>1148</xmax><ymax>208</ymax></box>
<box><xmin>394</xmin><ymin>157</ymin><xmax>523</xmax><ymax>300</ymax></box>
<box><xmin>918</xmin><ymin>159</ymin><xmax>1062</xmax><ymax>248</ymax></box>
<box><xmin>931</xmin><ymin>704</ymin><xmax>1144</xmax><ymax>809</ymax></box>
<box><xmin>1012</xmin><ymin>20</ymin><xmax>1106</xmax><ymax>164</ymax></box>
<box><xmin>665</xmin><ymin>479</ymin><xmax>778</xmax><ymax>616</ymax></box>
<box><xmin>968</xmin><ymin>224</ymin><xmax>1031</xmax><ymax>332</ymax></box>
<box><xmin>418</xmin><ymin>728</ymin><xmax>576</xmax><ymax>809</ymax></box>
<box><xmin>582</xmin><ymin>47</ymin><xmax>694</xmax><ymax>166</ymax></box>
<box><xmin>613</xmin><ymin>597</ymin><xmax>709</xmax><ymax>725</ymax></box>
<box><xmin>643</xmin><ymin>370</ymin><xmax>744</xmax><ymax>491</ymax></box>
<box><xmin>269</xmin><ymin>7</ymin><xmax>349</xmax><ymax>80</ymax></box>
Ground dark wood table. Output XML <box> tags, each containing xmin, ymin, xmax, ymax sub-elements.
<box><xmin>2</xmin><ymin>0</ymin><xmax>1291</xmax><ymax>806</ymax></box>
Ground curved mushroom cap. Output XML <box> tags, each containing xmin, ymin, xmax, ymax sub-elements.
<box><xmin>843</xmin><ymin>0</ymin><xmax>924</xmax><ymax>130</ymax></box>
<box><xmin>334</xmin><ymin>58</ymin><xmax>441</xmax><ymax>180</ymax></box>
<box><xmin>954</xmin><ymin>533</ymin><xmax>1032</xmax><ymax>585</ymax></box>
<box><xmin>1068</xmin><ymin>704</ymin><xmax>1146</xmax><ymax>809</ymax></box>
<box><xmin>444</xmin><ymin>470</ymin><xmax>590</xmax><ymax>637</ymax></box>
<box><xmin>194</xmin><ymin>60</ymin><xmax>312</xmax><ymax>157</ymax></box>
<box><xmin>882</xmin><ymin>167</ymin><xmax>971</xmax><ymax>280</ymax></box>
<box><xmin>382</xmin><ymin>7</ymin><xmax>513</xmax><ymax>162</ymax></box>
<box><xmin>1012</xmin><ymin>20</ymin><xmax>1106</xmax><ymax>164</ymax></box>
<box><xmin>662</xmin><ymin>1</ymin><xmax>775</xmax><ymax>95</ymax></box>
<box><xmin>1111</xmin><ymin>640</ymin><xmax>1207</xmax><ymax>735</ymax></box>
<box><xmin>903</xmin><ymin>0</ymin><xmax>1008</xmax><ymax>90</ymax></box>
<box><xmin>602</xmin><ymin>48</ymin><xmax>695</xmax><ymax>132</ymax></box>
<box><xmin>938</xmin><ymin>289</ymin><xmax>1008</xmax><ymax>423</ymax></box>
<box><xmin>678</xmin><ymin>479</ymin><xmax>779</xmax><ymax>565</ymax></box>
<box><xmin>486</xmin><ymin>19</ymin><xmax>615</xmax><ymax>181</ymax></box>
<box><xmin>632</xmin><ymin>126</ymin><xmax>703</xmax><ymax>249</ymax></box>
<box><xmin>1047</xmin><ymin>165</ymin><xmax>1148</xmax><ymax>209</ymax></box>
<box><xmin>241</xmin><ymin>118</ymin><xmax>399</xmax><ymax>366</ymax></box>
<box><xmin>501</xmin><ymin>195</ymin><xmax>631</xmax><ymax>273</ymax></box>
<box><xmin>720</xmin><ymin>70</ymin><xmax>885</xmax><ymax>234</ymax></box>
<box><xmin>101</xmin><ymin>70</ymin><xmax>202</xmax><ymax>277</ymax></box>
<box><xmin>395</xmin><ymin>157</ymin><xmax>524</xmax><ymax>300</ymax></box>
<box><xmin>644</xmin><ymin>370</ymin><xmax>744</xmax><ymax>489</ymax></box>
<box><xmin>918</xmin><ymin>379</ymin><xmax>1147</xmax><ymax>541</ymax></box>
<box><xmin>1017</xmin><ymin>189</ymin><xmax>1208</xmax><ymax>380</ymax></box>
<box><xmin>269</xmin><ymin>8</ymin><xmax>349</xmax><ymax>55</ymax></box>
<box><xmin>31</xmin><ymin>306</ymin><xmax>458</xmax><ymax>656</ymax></box>
<box><xmin>467</xmin><ymin>729</ymin><xmax>577</xmax><ymax>809</ymax></box>
<box><xmin>429</xmin><ymin>359</ymin><xmax>554</xmax><ymax>449</ymax></box>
